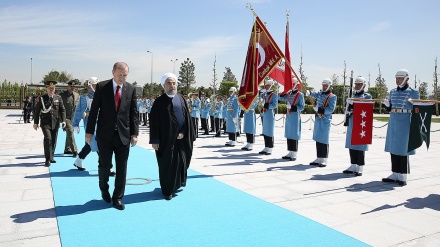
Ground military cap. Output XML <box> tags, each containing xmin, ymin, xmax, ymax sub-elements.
<box><xmin>44</xmin><ymin>80</ymin><xmax>57</xmax><ymax>88</ymax></box>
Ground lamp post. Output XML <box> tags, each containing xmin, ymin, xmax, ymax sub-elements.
<box><xmin>147</xmin><ymin>51</ymin><xmax>153</xmax><ymax>85</ymax></box>
<box><xmin>30</xmin><ymin>58</ymin><xmax>33</xmax><ymax>84</ymax></box>
<box><xmin>171</xmin><ymin>58</ymin><xmax>178</xmax><ymax>74</ymax></box>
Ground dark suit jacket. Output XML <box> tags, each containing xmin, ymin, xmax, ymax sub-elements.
<box><xmin>86</xmin><ymin>79</ymin><xmax>139</xmax><ymax>146</ymax></box>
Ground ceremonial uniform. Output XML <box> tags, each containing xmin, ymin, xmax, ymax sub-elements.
<box><xmin>23</xmin><ymin>96</ymin><xmax>32</xmax><ymax>123</ymax></box>
<box><xmin>222</xmin><ymin>97</ymin><xmax>228</xmax><ymax>134</ymax></box>
<box><xmin>213</xmin><ymin>97</ymin><xmax>223</xmax><ymax>137</ymax></box>
<box><xmin>190</xmin><ymin>95</ymin><xmax>201</xmax><ymax>138</ymax></box>
<box><xmin>33</xmin><ymin>81</ymin><xmax>66</xmax><ymax>166</ymax></box>
<box><xmin>59</xmin><ymin>80</ymin><xmax>79</xmax><ymax>155</ymax></box>
<box><xmin>241</xmin><ymin>99</ymin><xmax>259</xmax><ymax>151</ymax></box>
<box><xmin>279</xmin><ymin>87</ymin><xmax>305</xmax><ymax>160</ymax></box>
<box><xmin>308</xmin><ymin>79</ymin><xmax>337</xmax><ymax>167</ymax></box>
<box><xmin>225</xmin><ymin>88</ymin><xmax>240</xmax><ymax>146</ymax></box>
<box><xmin>259</xmin><ymin>79</ymin><xmax>278</xmax><ymax>155</ymax></box>
<box><xmin>382</xmin><ymin>69</ymin><xmax>420</xmax><ymax>186</ymax></box>
<box><xmin>200</xmin><ymin>96</ymin><xmax>211</xmax><ymax>135</ymax></box>
<box><xmin>209</xmin><ymin>99</ymin><xmax>215</xmax><ymax>133</ymax></box>
<box><xmin>343</xmin><ymin>77</ymin><xmax>372</xmax><ymax>176</ymax></box>
<box><xmin>147</xmin><ymin>96</ymin><xmax>155</xmax><ymax>126</ymax></box>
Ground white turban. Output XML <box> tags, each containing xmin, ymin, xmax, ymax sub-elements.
<box><xmin>160</xmin><ymin>73</ymin><xmax>178</xmax><ymax>87</ymax></box>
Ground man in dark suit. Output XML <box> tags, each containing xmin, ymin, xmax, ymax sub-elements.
<box><xmin>33</xmin><ymin>81</ymin><xmax>67</xmax><ymax>166</ymax></box>
<box><xmin>86</xmin><ymin>62</ymin><xmax>139</xmax><ymax>210</ymax></box>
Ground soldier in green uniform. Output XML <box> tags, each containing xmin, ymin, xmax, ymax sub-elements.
<box><xmin>33</xmin><ymin>81</ymin><xmax>66</xmax><ymax>167</ymax></box>
<box><xmin>59</xmin><ymin>80</ymin><xmax>80</xmax><ymax>156</ymax></box>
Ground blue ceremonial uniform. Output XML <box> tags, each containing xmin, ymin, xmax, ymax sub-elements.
<box><xmin>226</xmin><ymin>95</ymin><xmax>239</xmax><ymax>133</ymax></box>
<box><xmin>72</xmin><ymin>90</ymin><xmax>98</xmax><ymax>152</ymax></box>
<box><xmin>279</xmin><ymin>90</ymin><xmax>305</xmax><ymax>140</ymax></box>
<box><xmin>310</xmin><ymin>91</ymin><xmax>337</xmax><ymax>144</ymax></box>
<box><xmin>243</xmin><ymin>99</ymin><xmax>259</xmax><ymax>135</ymax></box>
<box><xmin>190</xmin><ymin>98</ymin><xmax>201</xmax><ymax>118</ymax></box>
<box><xmin>260</xmin><ymin>90</ymin><xmax>278</xmax><ymax>137</ymax></box>
<box><xmin>200</xmin><ymin>99</ymin><xmax>210</xmax><ymax>119</ymax></box>
<box><xmin>345</xmin><ymin>93</ymin><xmax>372</xmax><ymax>151</ymax></box>
<box><xmin>385</xmin><ymin>86</ymin><xmax>420</xmax><ymax>156</ymax></box>
<box><xmin>213</xmin><ymin>100</ymin><xmax>223</xmax><ymax>137</ymax></box>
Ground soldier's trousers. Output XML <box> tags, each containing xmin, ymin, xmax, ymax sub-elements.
<box><xmin>316</xmin><ymin>142</ymin><xmax>329</xmax><ymax>158</ymax></box>
<box><xmin>64</xmin><ymin>119</ymin><xmax>77</xmax><ymax>153</ymax></box>
<box><xmin>391</xmin><ymin>154</ymin><xmax>409</xmax><ymax>174</ymax></box>
<box><xmin>287</xmin><ymin>139</ymin><xmax>298</xmax><ymax>152</ymax></box>
<box><xmin>349</xmin><ymin>149</ymin><xmax>365</xmax><ymax>166</ymax></box>
<box><xmin>41</xmin><ymin>126</ymin><xmax>59</xmax><ymax>161</ymax></box>
<box><xmin>210</xmin><ymin>116</ymin><xmax>215</xmax><ymax>131</ymax></box>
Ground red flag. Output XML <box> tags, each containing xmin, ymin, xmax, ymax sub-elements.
<box><xmin>238</xmin><ymin>16</ymin><xmax>284</xmax><ymax>111</ymax></box>
<box><xmin>351</xmin><ymin>102</ymin><xmax>374</xmax><ymax>145</ymax></box>
<box><xmin>269</xmin><ymin>59</ymin><xmax>285</xmax><ymax>84</ymax></box>
<box><xmin>283</xmin><ymin>20</ymin><xmax>293</xmax><ymax>93</ymax></box>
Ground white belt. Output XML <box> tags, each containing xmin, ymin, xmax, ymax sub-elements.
<box><xmin>391</xmin><ymin>109</ymin><xmax>411</xmax><ymax>113</ymax></box>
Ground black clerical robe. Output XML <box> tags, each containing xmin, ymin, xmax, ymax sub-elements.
<box><xmin>149</xmin><ymin>93</ymin><xmax>196</xmax><ymax>196</ymax></box>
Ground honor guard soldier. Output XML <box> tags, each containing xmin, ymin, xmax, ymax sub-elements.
<box><xmin>33</xmin><ymin>81</ymin><xmax>66</xmax><ymax>167</ymax></box>
<box><xmin>306</xmin><ymin>78</ymin><xmax>337</xmax><ymax>167</ymax></box>
<box><xmin>259</xmin><ymin>78</ymin><xmax>278</xmax><ymax>155</ymax></box>
<box><xmin>190</xmin><ymin>93</ymin><xmax>201</xmax><ymax>138</ymax></box>
<box><xmin>209</xmin><ymin>96</ymin><xmax>215</xmax><ymax>133</ymax></box>
<box><xmin>213</xmin><ymin>95</ymin><xmax>224</xmax><ymax>137</ymax></box>
<box><xmin>72</xmin><ymin>77</ymin><xmax>116</xmax><ymax>175</ymax></box>
<box><xmin>60</xmin><ymin>79</ymin><xmax>80</xmax><ymax>156</ymax></box>
<box><xmin>23</xmin><ymin>95</ymin><xmax>32</xmax><ymax>123</ymax></box>
<box><xmin>381</xmin><ymin>69</ymin><xmax>420</xmax><ymax>186</ymax></box>
<box><xmin>225</xmin><ymin>87</ymin><xmax>240</xmax><ymax>146</ymax></box>
<box><xmin>200</xmin><ymin>92</ymin><xmax>211</xmax><ymax>135</ymax></box>
<box><xmin>241</xmin><ymin>99</ymin><xmax>259</xmax><ymax>151</ymax></box>
<box><xmin>222</xmin><ymin>96</ymin><xmax>228</xmax><ymax>134</ymax></box>
<box><xmin>279</xmin><ymin>78</ymin><xmax>304</xmax><ymax>160</ymax></box>
<box><xmin>343</xmin><ymin>76</ymin><xmax>372</xmax><ymax>176</ymax></box>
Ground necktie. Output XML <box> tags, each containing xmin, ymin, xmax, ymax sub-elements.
<box><xmin>115</xmin><ymin>85</ymin><xmax>121</xmax><ymax>111</ymax></box>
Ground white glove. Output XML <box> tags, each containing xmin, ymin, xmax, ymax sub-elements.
<box><xmin>345</xmin><ymin>110</ymin><xmax>352</xmax><ymax>115</ymax></box>
<box><xmin>305</xmin><ymin>90</ymin><xmax>311</xmax><ymax>97</ymax></box>
<box><xmin>382</xmin><ymin>99</ymin><xmax>390</xmax><ymax>107</ymax></box>
<box><xmin>232</xmin><ymin>118</ymin><xmax>236</xmax><ymax>124</ymax></box>
<box><xmin>260</xmin><ymin>89</ymin><xmax>266</xmax><ymax>94</ymax></box>
<box><xmin>313</xmin><ymin>105</ymin><xmax>318</xmax><ymax>112</ymax></box>
<box><xmin>346</xmin><ymin>98</ymin><xmax>353</xmax><ymax>105</ymax></box>
<box><xmin>286</xmin><ymin>104</ymin><xmax>291</xmax><ymax>109</ymax></box>
<box><xmin>74</xmin><ymin>126</ymin><xmax>80</xmax><ymax>134</ymax></box>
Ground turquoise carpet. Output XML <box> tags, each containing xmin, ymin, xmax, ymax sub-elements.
<box><xmin>50</xmin><ymin>129</ymin><xmax>369</xmax><ymax>247</ymax></box>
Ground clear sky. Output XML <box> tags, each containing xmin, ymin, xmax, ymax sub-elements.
<box><xmin>1</xmin><ymin>0</ymin><xmax>439</xmax><ymax>92</ymax></box>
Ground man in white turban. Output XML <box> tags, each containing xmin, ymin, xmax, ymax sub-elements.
<box><xmin>149</xmin><ymin>73</ymin><xmax>196</xmax><ymax>200</ymax></box>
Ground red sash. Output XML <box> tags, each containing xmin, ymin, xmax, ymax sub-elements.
<box><xmin>287</xmin><ymin>92</ymin><xmax>301</xmax><ymax>114</ymax></box>
<box><xmin>262</xmin><ymin>92</ymin><xmax>274</xmax><ymax>113</ymax></box>
<box><xmin>318</xmin><ymin>93</ymin><xmax>333</xmax><ymax>118</ymax></box>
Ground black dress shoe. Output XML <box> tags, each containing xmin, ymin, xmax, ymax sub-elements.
<box><xmin>382</xmin><ymin>178</ymin><xmax>397</xmax><ymax>183</ymax></box>
<box><xmin>64</xmin><ymin>151</ymin><xmax>73</xmax><ymax>154</ymax></box>
<box><xmin>343</xmin><ymin>170</ymin><xmax>355</xmax><ymax>174</ymax></box>
<box><xmin>44</xmin><ymin>161</ymin><xmax>50</xmax><ymax>167</ymax></box>
<box><xmin>112</xmin><ymin>199</ymin><xmax>125</xmax><ymax>210</ymax></box>
<box><xmin>214</xmin><ymin>134</ymin><xmax>220</xmax><ymax>137</ymax></box>
<box><xmin>318</xmin><ymin>164</ymin><xmax>326</xmax><ymax>167</ymax></box>
<box><xmin>164</xmin><ymin>195</ymin><xmax>172</xmax><ymax>200</ymax></box>
<box><xmin>109</xmin><ymin>169</ymin><xmax>116</xmax><ymax>176</ymax></box>
<box><xmin>72</xmin><ymin>151</ymin><xmax>78</xmax><ymax>157</ymax></box>
<box><xmin>282</xmin><ymin>156</ymin><xmax>290</xmax><ymax>160</ymax></box>
<box><xmin>259</xmin><ymin>151</ymin><xmax>267</xmax><ymax>154</ymax></box>
<box><xmin>354</xmin><ymin>172</ymin><xmax>362</xmax><ymax>176</ymax></box>
<box><xmin>309</xmin><ymin>162</ymin><xmax>319</xmax><ymax>166</ymax></box>
<box><xmin>288</xmin><ymin>157</ymin><xmax>296</xmax><ymax>161</ymax></box>
<box><xmin>101</xmin><ymin>190</ymin><xmax>111</xmax><ymax>203</ymax></box>
<box><xmin>50</xmin><ymin>159</ymin><xmax>56</xmax><ymax>163</ymax></box>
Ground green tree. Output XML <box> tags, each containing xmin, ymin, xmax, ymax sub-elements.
<box><xmin>418</xmin><ymin>82</ymin><xmax>428</xmax><ymax>100</ymax></box>
<box><xmin>222</xmin><ymin>67</ymin><xmax>237</xmax><ymax>82</ymax></box>
<box><xmin>209</xmin><ymin>54</ymin><xmax>219</xmax><ymax>94</ymax></box>
<box><xmin>218</xmin><ymin>81</ymin><xmax>238</xmax><ymax>97</ymax></box>
<box><xmin>178</xmin><ymin>58</ymin><xmax>196</xmax><ymax>94</ymax></box>
<box><xmin>43</xmin><ymin>70</ymin><xmax>73</xmax><ymax>83</ymax></box>
<box><xmin>143</xmin><ymin>82</ymin><xmax>163</xmax><ymax>97</ymax></box>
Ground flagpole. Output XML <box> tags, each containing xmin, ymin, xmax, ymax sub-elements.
<box><xmin>246</xmin><ymin>3</ymin><xmax>258</xmax><ymax>17</ymax></box>
<box><xmin>350</xmin><ymin>98</ymin><xmax>385</xmax><ymax>102</ymax></box>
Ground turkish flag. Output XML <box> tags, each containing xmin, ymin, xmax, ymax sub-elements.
<box><xmin>351</xmin><ymin>102</ymin><xmax>374</xmax><ymax>145</ymax></box>
<box><xmin>238</xmin><ymin>16</ymin><xmax>284</xmax><ymax>111</ymax></box>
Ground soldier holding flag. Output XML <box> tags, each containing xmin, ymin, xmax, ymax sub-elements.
<box><xmin>343</xmin><ymin>76</ymin><xmax>372</xmax><ymax>176</ymax></box>
<box><xmin>258</xmin><ymin>78</ymin><xmax>278</xmax><ymax>155</ymax></box>
<box><xmin>381</xmin><ymin>69</ymin><xmax>420</xmax><ymax>186</ymax></box>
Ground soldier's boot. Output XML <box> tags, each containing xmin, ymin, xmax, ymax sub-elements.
<box><xmin>241</xmin><ymin>143</ymin><xmax>250</xmax><ymax>150</ymax></box>
<box><xmin>247</xmin><ymin>143</ymin><xmax>253</xmax><ymax>150</ymax></box>
<box><xmin>398</xmin><ymin>173</ymin><xmax>407</xmax><ymax>186</ymax></box>
<box><xmin>73</xmin><ymin>158</ymin><xmax>85</xmax><ymax>171</ymax></box>
<box><xmin>282</xmin><ymin>151</ymin><xmax>291</xmax><ymax>160</ymax></box>
<box><xmin>230</xmin><ymin>141</ymin><xmax>236</xmax><ymax>147</ymax></box>
<box><xmin>265</xmin><ymin>148</ymin><xmax>272</xmax><ymax>155</ymax></box>
<box><xmin>355</xmin><ymin>165</ymin><xmax>363</xmax><ymax>176</ymax></box>
<box><xmin>343</xmin><ymin>164</ymin><xmax>357</xmax><ymax>174</ymax></box>
<box><xmin>310</xmin><ymin>158</ymin><xmax>321</xmax><ymax>166</ymax></box>
<box><xmin>318</xmin><ymin>158</ymin><xmax>327</xmax><ymax>167</ymax></box>
<box><xmin>259</xmin><ymin>147</ymin><xmax>269</xmax><ymax>155</ymax></box>
<box><xmin>382</xmin><ymin>172</ymin><xmax>398</xmax><ymax>183</ymax></box>
<box><xmin>290</xmin><ymin>151</ymin><xmax>297</xmax><ymax>161</ymax></box>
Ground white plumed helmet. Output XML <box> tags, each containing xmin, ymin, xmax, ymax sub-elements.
<box><xmin>322</xmin><ymin>78</ymin><xmax>332</xmax><ymax>92</ymax></box>
<box><xmin>354</xmin><ymin>76</ymin><xmax>366</xmax><ymax>93</ymax></box>
<box><xmin>395</xmin><ymin>69</ymin><xmax>409</xmax><ymax>87</ymax></box>
<box><xmin>87</xmin><ymin>77</ymin><xmax>99</xmax><ymax>87</ymax></box>
<box><xmin>229</xmin><ymin>87</ymin><xmax>237</xmax><ymax>93</ymax></box>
